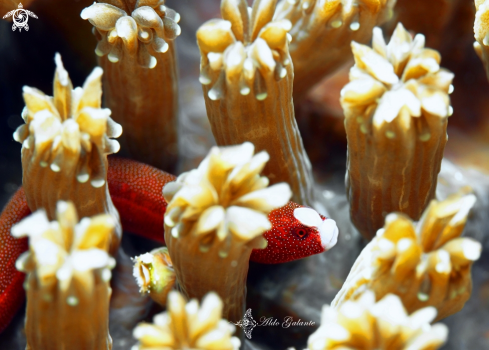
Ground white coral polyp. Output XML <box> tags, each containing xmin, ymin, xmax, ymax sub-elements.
<box><xmin>341</xmin><ymin>23</ymin><xmax>454</xmax><ymax>130</ymax></box>
<box><xmin>163</xmin><ymin>142</ymin><xmax>292</xmax><ymax>245</ymax></box>
<box><xmin>133</xmin><ymin>291</ymin><xmax>240</xmax><ymax>350</ymax></box>
<box><xmin>14</xmin><ymin>53</ymin><xmax>122</xmax><ymax>187</ymax></box>
<box><xmin>308</xmin><ymin>291</ymin><xmax>448</xmax><ymax>350</ymax></box>
<box><xmin>81</xmin><ymin>0</ymin><xmax>181</xmax><ymax>68</ymax></box>
<box><xmin>12</xmin><ymin>201</ymin><xmax>115</xmax><ymax>292</ymax></box>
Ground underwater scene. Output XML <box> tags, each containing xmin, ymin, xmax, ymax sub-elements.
<box><xmin>1</xmin><ymin>0</ymin><xmax>489</xmax><ymax>349</ymax></box>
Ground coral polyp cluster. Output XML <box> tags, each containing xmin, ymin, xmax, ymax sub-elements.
<box><xmin>309</xmin><ymin>291</ymin><xmax>447</xmax><ymax>350</ymax></box>
<box><xmin>332</xmin><ymin>192</ymin><xmax>481</xmax><ymax>321</ymax></box>
<box><xmin>343</xmin><ymin>23</ymin><xmax>453</xmax><ymax>239</ymax></box>
<box><xmin>81</xmin><ymin>0</ymin><xmax>181</xmax><ymax>68</ymax></box>
<box><xmin>0</xmin><ymin>0</ymin><xmax>487</xmax><ymax>348</ymax></box>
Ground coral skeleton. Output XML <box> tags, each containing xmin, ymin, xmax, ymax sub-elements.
<box><xmin>197</xmin><ymin>0</ymin><xmax>315</xmax><ymax>206</ymax></box>
<box><xmin>12</xmin><ymin>201</ymin><xmax>115</xmax><ymax>350</ymax></box>
<box><xmin>309</xmin><ymin>290</ymin><xmax>448</xmax><ymax>350</ymax></box>
<box><xmin>14</xmin><ymin>53</ymin><xmax>122</xmax><ymax>254</ymax></box>
<box><xmin>163</xmin><ymin>142</ymin><xmax>291</xmax><ymax>321</ymax></box>
<box><xmin>132</xmin><ymin>291</ymin><xmax>241</xmax><ymax>350</ymax></box>
<box><xmin>81</xmin><ymin>0</ymin><xmax>180</xmax><ymax>171</ymax></box>
<box><xmin>133</xmin><ymin>247</ymin><xmax>175</xmax><ymax>306</ymax></box>
<box><xmin>274</xmin><ymin>0</ymin><xmax>396</xmax><ymax>99</ymax></box>
<box><xmin>332</xmin><ymin>192</ymin><xmax>481</xmax><ymax>321</ymax></box>
<box><xmin>342</xmin><ymin>23</ymin><xmax>454</xmax><ymax>240</ymax></box>
<box><xmin>474</xmin><ymin>0</ymin><xmax>489</xmax><ymax>81</ymax></box>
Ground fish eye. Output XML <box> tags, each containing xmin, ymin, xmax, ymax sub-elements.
<box><xmin>293</xmin><ymin>227</ymin><xmax>308</xmax><ymax>239</ymax></box>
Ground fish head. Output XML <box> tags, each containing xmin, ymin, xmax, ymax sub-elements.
<box><xmin>250</xmin><ymin>202</ymin><xmax>339</xmax><ymax>264</ymax></box>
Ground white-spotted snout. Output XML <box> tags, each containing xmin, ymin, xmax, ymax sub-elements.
<box><xmin>293</xmin><ymin>207</ymin><xmax>339</xmax><ymax>251</ymax></box>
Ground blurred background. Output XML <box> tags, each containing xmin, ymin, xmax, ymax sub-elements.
<box><xmin>1</xmin><ymin>0</ymin><xmax>489</xmax><ymax>349</ymax></box>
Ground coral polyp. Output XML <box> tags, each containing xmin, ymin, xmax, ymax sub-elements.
<box><xmin>13</xmin><ymin>201</ymin><xmax>116</xmax><ymax>350</ymax></box>
<box><xmin>332</xmin><ymin>192</ymin><xmax>481</xmax><ymax>321</ymax></box>
<box><xmin>133</xmin><ymin>291</ymin><xmax>241</xmax><ymax>350</ymax></box>
<box><xmin>342</xmin><ymin>23</ymin><xmax>453</xmax><ymax>240</ymax></box>
<box><xmin>81</xmin><ymin>0</ymin><xmax>180</xmax><ymax>171</ymax></box>
<box><xmin>309</xmin><ymin>290</ymin><xmax>447</xmax><ymax>350</ymax></box>
<box><xmin>164</xmin><ymin>142</ymin><xmax>292</xmax><ymax>321</ymax></box>
<box><xmin>197</xmin><ymin>0</ymin><xmax>315</xmax><ymax>206</ymax></box>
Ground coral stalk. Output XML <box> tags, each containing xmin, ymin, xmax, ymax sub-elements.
<box><xmin>197</xmin><ymin>0</ymin><xmax>314</xmax><ymax>206</ymax></box>
<box><xmin>274</xmin><ymin>0</ymin><xmax>396</xmax><ymax>99</ymax></box>
<box><xmin>341</xmin><ymin>23</ymin><xmax>454</xmax><ymax>240</ymax></box>
<box><xmin>133</xmin><ymin>291</ymin><xmax>241</xmax><ymax>350</ymax></box>
<box><xmin>331</xmin><ymin>192</ymin><xmax>481</xmax><ymax>321</ymax></box>
<box><xmin>309</xmin><ymin>290</ymin><xmax>448</xmax><ymax>350</ymax></box>
<box><xmin>12</xmin><ymin>201</ymin><xmax>115</xmax><ymax>350</ymax></box>
<box><xmin>163</xmin><ymin>142</ymin><xmax>292</xmax><ymax>321</ymax></box>
<box><xmin>14</xmin><ymin>53</ymin><xmax>122</xmax><ymax>254</ymax></box>
<box><xmin>81</xmin><ymin>0</ymin><xmax>180</xmax><ymax>171</ymax></box>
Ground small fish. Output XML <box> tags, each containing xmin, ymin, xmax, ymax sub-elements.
<box><xmin>252</xmin><ymin>202</ymin><xmax>339</xmax><ymax>264</ymax></box>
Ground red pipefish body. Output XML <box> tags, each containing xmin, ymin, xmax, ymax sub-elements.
<box><xmin>0</xmin><ymin>157</ymin><xmax>338</xmax><ymax>332</ymax></box>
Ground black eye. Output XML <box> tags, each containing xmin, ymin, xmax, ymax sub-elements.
<box><xmin>293</xmin><ymin>227</ymin><xmax>308</xmax><ymax>239</ymax></box>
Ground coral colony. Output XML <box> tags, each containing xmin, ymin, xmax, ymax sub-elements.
<box><xmin>0</xmin><ymin>0</ymin><xmax>487</xmax><ymax>349</ymax></box>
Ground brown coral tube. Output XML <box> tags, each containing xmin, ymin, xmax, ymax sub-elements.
<box><xmin>346</xmin><ymin>110</ymin><xmax>447</xmax><ymax>240</ymax></box>
<box><xmin>197</xmin><ymin>0</ymin><xmax>314</xmax><ymax>206</ymax></box>
<box><xmin>81</xmin><ymin>1</ymin><xmax>180</xmax><ymax>172</ymax></box>
<box><xmin>165</xmin><ymin>236</ymin><xmax>252</xmax><ymax>323</ymax></box>
<box><xmin>15</xmin><ymin>54</ymin><xmax>122</xmax><ymax>254</ymax></box>
<box><xmin>274</xmin><ymin>0</ymin><xmax>395</xmax><ymax>100</ymax></box>
<box><xmin>24</xmin><ymin>273</ymin><xmax>112</xmax><ymax>350</ymax></box>
<box><xmin>341</xmin><ymin>24</ymin><xmax>453</xmax><ymax>240</ymax></box>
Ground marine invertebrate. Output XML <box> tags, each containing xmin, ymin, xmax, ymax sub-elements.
<box><xmin>164</xmin><ymin>142</ymin><xmax>338</xmax><ymax>321</ymax></box>
<box><xmin>133</xmin><ymin>291</ymin><xmax>240</xmax><ymax>350</ymax></box>
<box><xmin>162</xmin><ymin>142</ymin><xmax>291</xmax><ymax>322</ymax></box>
<box><xmin>133</xmin><ymin>247</ymin><xmax>175</xmax><ymax>306</ymax></box>
<box><xmin>341</xmin><ymin>23</ymin><xmax>454</xmax><ymax>240</ymax></box>
<box><xmin>12</xmin><ymin>201</ymin><xmax>115</xmax><ymax>350</ymax></box>
<box><xmin>331</xmin><ymin>192</ymin><xmax>481</xmax><ymax>321</ymax></box>
<box><xmin>0</xmin><ymin>156</ymin><xmax>336</xmax><ymax>332</ymax></box>
<box><xmin>13</xmin><ymin>53</ymin><xmax>122</xmax><ymax>253</ymax></box>
<box><xmin>81</xmin><ymin>0</ymin><xmax>180</xmax><ymax>171</ymax></box>
<box><xmin>474</xmin><ymin>0</ymin><xmax>489</xmax><ymax>81</ymax></box>
<box><xmin>309</xmin><ymin>290</ymin><xmax>448</xmax><ymax>349</ymax></box>
<box><xmin>197</xmin><ymin>0</ymin><xmax>315</xmax><ymax>206</ymax></box>
<box><xmin>274</xmin><ymin>0</ymin><xmax>396</xmax><ymax>99</ymax></box>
